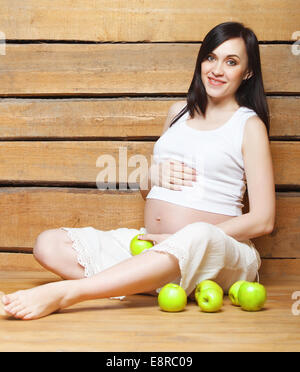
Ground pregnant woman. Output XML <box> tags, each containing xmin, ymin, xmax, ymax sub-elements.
<box><xmin>1</xmin><ymin>21</ymin><xmax>275</xmax><ymax>320</ymax></box>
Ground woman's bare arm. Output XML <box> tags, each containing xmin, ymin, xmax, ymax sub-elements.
<box><xmin>216</xmin><ymin>115</ymin><xmax>276</xmax><ymax>241</ymax></box>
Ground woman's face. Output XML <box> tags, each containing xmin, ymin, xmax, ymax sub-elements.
<box><xmin>201</xmin><ymin>37</ymin><xmax>252</xmax><ymax>102</ymax></box>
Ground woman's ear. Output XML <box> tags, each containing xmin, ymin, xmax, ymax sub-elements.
<box><xmin>243</xmin><ymin>70</ymin><xmax>253</xmax><ymax>80</ymax></box>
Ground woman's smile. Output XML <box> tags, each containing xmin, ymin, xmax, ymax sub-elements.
<box><xmin>208</xmin><ymin>76</ymin><xmax>227</xmax><ymax>86</ymax></box>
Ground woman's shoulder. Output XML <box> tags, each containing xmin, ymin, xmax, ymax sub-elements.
<box><xmin>161</xmin><ymin>101</ymin><xmax>187</xmax><ymax>134</ymax></box>
<box><xmin>242</xmin><ymin>114</ymin><xmax>269</xmax><ymax>157</ymax></box>
<box><xmin>168</xmin><ymin>100</ymin><xmax>187</xmax><ymax>117</ymax></box>
<box><xmin>160</xmin><ymin>100</ymin><xmax>187</xmax><ymax>135</ymax></box>
<box><xmin>239</xmin><ymin>106</ymin><xmax>258</xmax><ymax>117</ymax></box>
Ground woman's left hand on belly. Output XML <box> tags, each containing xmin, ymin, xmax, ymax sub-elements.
<box><xmin>138</xmin><ymin>233</ymin><xmax>172</xmax><ymax>246</ymax></box>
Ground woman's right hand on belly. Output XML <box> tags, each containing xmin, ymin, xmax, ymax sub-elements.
<box><xmin>149</xmin><ymin>159</ymin><xmax>198</xmax><ymax>191</ymax></box>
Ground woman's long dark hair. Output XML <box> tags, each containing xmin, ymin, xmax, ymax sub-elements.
<box><xmin>169</xmin><ymin>21</ymin><xmax>270</xmax><ymax>135</ymax></box>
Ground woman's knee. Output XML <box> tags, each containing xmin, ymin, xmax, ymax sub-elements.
<box><xmin>33</xmin><ymin>228</ymin><xmax>68</xmax><ymax>263</ymax></box>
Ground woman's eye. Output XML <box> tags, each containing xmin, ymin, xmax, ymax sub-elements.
<box><xmin>227</xmin><ymin>60</ymin><xmax>236</xmax><ymax>66</ymax></box>
<box><xmin>207</xmin><ymin>55</ymin><xmax>236</xmax><ymax>66</ymax></box>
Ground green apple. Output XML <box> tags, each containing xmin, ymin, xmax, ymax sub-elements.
<box><xmin>158</xmin><ymin>283</ymin><xmax>187</xmax><ymax>312</ymax></box>
<box><xmin>228</xmin><ymin>280</ymin><xmax>247</xmax><ymax>306</ymax></box>
<box><xmin>197</xmin><ymin>288</ymin><xmax>223</xmax><ymax>313</ymax></box>
<box><xmin>195</xmin><ymin>280</ymin><xmax>223</xmax><ymax>302</ymax></box>
<box><xmin>238</xmin><ymin>282</ymin><xmax>267</xmax><ymax>311</ymax></box>
<box><xmin>130</xmin><ymin>234</ymin><xmax>153</xmax><ymax>256</ymax></box>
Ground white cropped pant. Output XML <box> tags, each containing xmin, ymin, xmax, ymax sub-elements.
<box><xmin>60</xmin><ymin>222</ymin><xmax>261</xmax><ymax>300</ymax></box>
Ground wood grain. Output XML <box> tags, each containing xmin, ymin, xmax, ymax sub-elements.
<box><xmin>0</xmin><ymin>271</ymin><xmax>299</xmax><ymax>351</ymax></box>
<box><xmin>0</xmin><ymin>44</ymin><xmax>298</xmax><ymax>96</ymax></box>
<box><xmin>1</xmin><ymin>0</ymin><xmax>298</xmax><ymax>41</ymax></box>
<box><xmin>0</xmin><ymin>141</ymin><xmax>299</xmax><ymax>185</ymax></box>
<box><xmin>0</xmin><ymin>97</ymin><xmax>299</xmax><ymax>139</ymax></box>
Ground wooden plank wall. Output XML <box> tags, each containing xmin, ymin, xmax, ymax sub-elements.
<box><xmin>0</xmin><ymin>0</ymin><xmax>299</xmax><ymax>279</ymax></box>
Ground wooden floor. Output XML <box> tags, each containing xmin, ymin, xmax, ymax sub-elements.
<box><xmin>0</xmin><ymin>271</ymin><xmax>300</xmax><ymax>352</ymax></box>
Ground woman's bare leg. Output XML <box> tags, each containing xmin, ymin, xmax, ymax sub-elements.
<box><xmin>33</xmin><ymin>228</ymin><xmax>85</xmax><ymax>279</ymax></box>
<box><xmin>1</xmin><ymin>250</ymin><xmax>180</xmax><ymax>320</ymax></box>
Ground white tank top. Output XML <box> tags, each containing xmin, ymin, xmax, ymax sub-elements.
<box><xmin>146</xmin><ymin>106</ymin><xmax>258</xmax><ymax>216</ymax></box>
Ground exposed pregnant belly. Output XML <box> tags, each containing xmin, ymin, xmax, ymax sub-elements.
<box><xmin>144</xmin><ymin>198</ymin><xmax>233</xmax><ymax>234</ymax></box>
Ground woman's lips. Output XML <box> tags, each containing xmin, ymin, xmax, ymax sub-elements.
<box><xmin>208</xmin><ymin>77</ymin><xmax>226</xmax><ymax>86</ymax></box>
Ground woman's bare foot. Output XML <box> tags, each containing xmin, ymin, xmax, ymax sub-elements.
<box><xmin>0</xmin><ymin>291</ymin><xmax>9</xmax><ymax>317</ymax></box>
<box><xmin>1</xmin><ymin>280</ymin><xmax>81</xmax><ymax>320</ymax></box>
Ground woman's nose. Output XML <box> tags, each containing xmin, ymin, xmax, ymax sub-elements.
<box><xmin>212</xmin><ymin>62</ymin><xmax>224</xmax><ymax>76</ymax></box>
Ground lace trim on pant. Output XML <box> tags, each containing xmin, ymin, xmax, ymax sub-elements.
<box><xmin>60</xmin><ymin>227</ymin><xmax>95</xmax><ymax>278</ymax></box>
